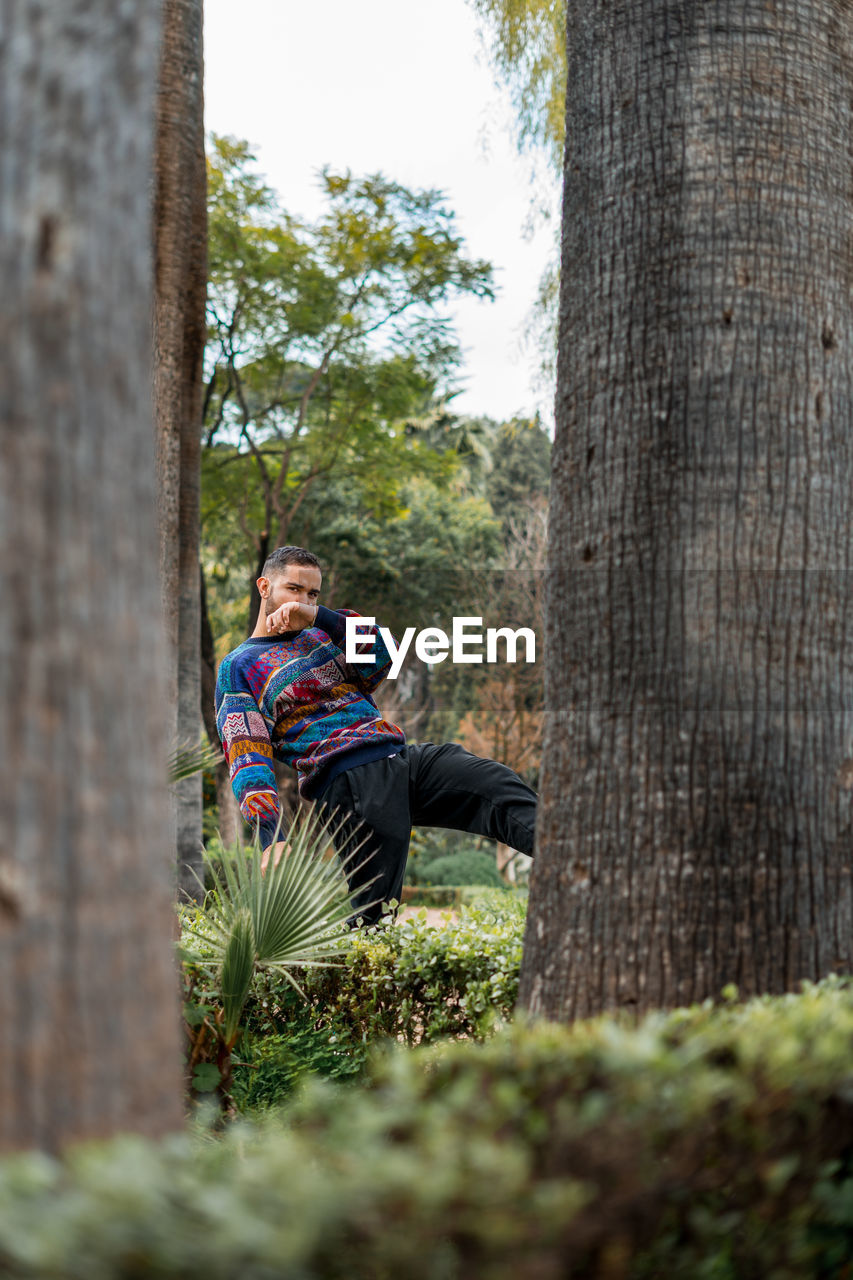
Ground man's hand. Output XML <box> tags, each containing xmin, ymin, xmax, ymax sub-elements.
<box><xmin>261</xmin><ymin>841</ymin><xmax>287</xmax><ymax>874</ymax></box>
<box><xmin>265</xmin><ymin>601</ymin><xmax>318</xmax><ymax>635</ymax></box>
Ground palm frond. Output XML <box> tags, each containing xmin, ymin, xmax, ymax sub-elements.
<box><xmin>168</xmin><ymin>738</ymin><xmax>224</xmax><ymax>784</ymax></box>
<box><xmin>182</xmin><ymin>805</ymin><xmax>380</xmax><ymax>1047</ymax></box>
<box><xmin>221</xmin><ymin>907</ymin><xmax>255</xmax><ymax>1045</ymax></box>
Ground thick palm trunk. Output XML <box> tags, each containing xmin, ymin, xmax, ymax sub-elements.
<box><xmin>153</xmin><ymin>0</ymin><xmax>207</xmax><ymax>899</ymax></box>
<box><xmin>0</xmin><ymin>0</ymin><xmax>183</xmax><ymax>1149</ymax></box>
<box><xmin>201</xmin><ymin>567</ymin><xmax>243</xmax><ymax>848</ymax></box>
<box><xmin>519</xmin><ymin>0</ymin><xmax>853</xmax><ymax>1019</ymax></box>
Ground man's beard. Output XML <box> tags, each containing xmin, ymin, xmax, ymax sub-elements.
<box><xmin>264</xmin><ymin>597</ymin><xmax>300</xmax><ymax>632</ymax></box>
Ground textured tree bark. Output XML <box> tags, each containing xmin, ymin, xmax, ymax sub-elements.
<box><xmin>519</xmin><ymin>0</ymin><xmax>853</xmax><ymax>1018</ymax></box>
<box><xmin>153</xmin><ymin>0</ymin><xmax>207</xmax><ymax>900</ymax></box>
<box><xmin>200</xmin><ymin>567</ymin><xmax>243</xmax><ymax>849</ymax></box>
<box><xmin>0</xmin><ymin>0</ymin><xmax>184</xmax><ymax>1148</ymax></box>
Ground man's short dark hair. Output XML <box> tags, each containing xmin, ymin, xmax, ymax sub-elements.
<box><xmin>262</xmin><ymin>545</ymin><xmax>322</xmax><ymax>578</ymax></box>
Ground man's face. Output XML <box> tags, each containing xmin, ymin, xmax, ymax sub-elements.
<box><xmin>260</xmin><ymin>563</ymin><xmax>322</xmax><ymax>617</ymax></box>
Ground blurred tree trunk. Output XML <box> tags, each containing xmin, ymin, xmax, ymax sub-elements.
<box><xmin>153</xmin><ymin>0</ymin><xmax>207</xmax><ymax>899</ymax></box>
<box><xmin>200</xmin><ymin>568</ymin><xmax>243</xmax><ymax>849</ymax></box>
<box><xmin>519</xmin><ymin>0</ymin><xmax>853</xmax><ymax>1019</ymax></box>
<box><xmin>0</xmin><ymin>0</ymin><xmax>184</xmax><ymax>1150</ymax></box>
<box><xmin>248</xmin><ymin>536</ymin><xmax>270</xmax><ymax>636</ymax></box>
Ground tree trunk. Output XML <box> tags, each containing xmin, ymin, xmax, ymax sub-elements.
<box><xmin>153</xmin><ymin>0</ymin><xmax>207</xmax><ymax>900</ymax></box>
<box><xmin>248</xmin><ymin>534</ymin><xmax>270</xmax><ymax>635</ymax></box>
<box><xmin>519</xmin><ymin>0</ymin><xmax>853</xmax><ymax>1019</ymax></box>
<box><xmin>0</xmin><ymin>0</ymin><xmax>184</xmax><ymax>1150</ymax></box>
<box><xmin>201</xmin><ymin>566</ymin><xmax>243</xmax><ymax>849</ymax></box>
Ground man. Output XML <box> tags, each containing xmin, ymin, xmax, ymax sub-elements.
<box><xmin>215</xmin><ymin>545</ymin><xmax>537</xmax><ymax>924</ymax></box>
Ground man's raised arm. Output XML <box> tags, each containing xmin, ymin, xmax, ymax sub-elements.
<box><xmin>214</xmin><ymin>661</ymin><xmax>282</xmax><ymax>854</ymax></box>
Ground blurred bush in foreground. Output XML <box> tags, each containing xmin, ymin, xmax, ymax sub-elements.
<box><xmin>4</xmin><ymin>978</ymin><xmax>853</xmax><ymax>1276</ymax></box>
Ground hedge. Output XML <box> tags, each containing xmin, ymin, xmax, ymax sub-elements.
<box><xmin>3</xmin><ymin>978</ymin><xmax>853</xmax><ymax>1277</ymax></box>
<box><xmin>227</xmin><ymin>891</ymin><xmax>526</xmax><ymax>1107</ymax></box>
<box><xmin>249</xmin><ymin>889</ymin><xmax>525</xmax><ymax>1041</ymax></box>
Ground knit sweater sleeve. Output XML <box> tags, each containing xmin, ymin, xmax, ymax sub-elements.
<box><xmin>214</xmin><ymin>656</ymin><xmax>282</xmax><ymax>850</ymax></box>
<box><xmin>314</xmin><ymin>605</ymin><xmax>395</xmax><ymax>694</ymax></box>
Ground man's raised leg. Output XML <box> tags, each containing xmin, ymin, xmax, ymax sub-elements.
<box><xmin>407</xmin><ymin>741</ymin><xmax>537</xmax><ymax>854</ymax></box>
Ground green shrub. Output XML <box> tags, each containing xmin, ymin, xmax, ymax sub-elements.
<box><xmin>239</xmin><ymin>892</ymin><xmax>527</xmax><ymax>1074</ymax></box>
<box><xmin>405</xmin><ymin>828</ymin><xmax>493</xmax><ymax>885</ymax></box>
<box><xmin>180</xmin><ymin>891</ymin><xmax>528</xmax><ymax>1109</ymax></box>
<box><xmin>4</xmin><ymin>979</ymin><xmax>853</xmax><ymax>1277</ymax></box>
<box><xmin>179</xmin><ymin>816</ymin><xmax>356</xmax><ymax>1111</ymax></box>
<box><xmin>418</xmin><ymin>847</ymin><xmax>505</xmax><ymax>887</ymax></box>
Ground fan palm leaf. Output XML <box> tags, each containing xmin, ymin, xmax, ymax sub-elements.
<box><xmin>168</xmin><ymin>738</ymin><xmax>223</xmax><ymax>784</ymax></box>
<box><xmin>183</xmin><ymin>806</ymin><xmax>378</xmax><ymax>1048</ymax></box>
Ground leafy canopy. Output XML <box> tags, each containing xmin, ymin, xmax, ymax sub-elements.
<box><xmin>205</xmin><ymin>134</ymin><xmax>494</xmax><ymax>453</ymax></box>
<box><xmin>202</xmin><ymin>136</ymin><xmax>497</xmax><ymax>633</ymax></box>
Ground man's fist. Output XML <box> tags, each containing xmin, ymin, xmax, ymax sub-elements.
<box><xmin>265</xmin><ymin>601</ymin><xmax>318</xmax><ymax>634</ymax></box>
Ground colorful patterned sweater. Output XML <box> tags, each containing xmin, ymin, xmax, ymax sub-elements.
<box><xmin>214</xmin><ymin>605</ymin><xmax>405</xmax><ymax>848</ymax></box>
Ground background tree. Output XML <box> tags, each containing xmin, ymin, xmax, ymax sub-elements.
<box><xmin>0</xmin><ymin>0</ymin><xmax>183</xmax><ymax>1150</ymax></box>
<box><xmin>456</xmin><ymin>495</ymin><xmax>546</xmax><ymax>882</ymax></box>
<box><xmin>484</xmin><ymin>416</ymin><xmax>551</xmax><ymax>524</ymax></box>
<box><xmin>204</xmin><ymin>137</ymin><xmax>494</xmax><ymax>629</ymax></box>
<box><xmin>519</xmin><ymin>0</ymin><xmax>853</xmax><ymax>1020</ymax></box>
<box><xmin>456</xmin><ymin>496</ymin><xmax>547</xmax><ymax>780</ymax></box>
<box><xmin>153</xmin><ymin>0</ymin><xmax>208</xmax><ymax>899</ymax></box>
<box><xmin>412</xmin><ymin>415</ymin><xmax>551</xmax><ymax>747</ymax></box>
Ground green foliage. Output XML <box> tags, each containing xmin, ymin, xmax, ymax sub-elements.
<box><xmin>405</xmin><ymin>827</ymin><xmax>494</xmax><ymax>885</ymax></box>
<box><xmin>485</xmin><ymin>415</ymin><xmax>551</xmax><ymax>515</ymax></box>
<box><xmin>300</xmin><ymin>471</ymin><xmax>503</xmax><ymax>642</ymax></box>
<box><xmin>312</xmin><ymin>891</ymin><xmax>526</xmax><ymax>1047</ymax></box>
<box><xmin>418</xmin><ymin>848</ymin><xmax>505</xmax><ymax>888</ymax></box>
<box><xmin>5</xmin><ymin>979</ymin><xmax>853</xmax><ymax>1277</ymax></box>
<box><xmin>181</xmin><ymin>812</ymin><xmax>358</xmax><ymax>1048</ymax></box>
<box><xmin>236</xmin><ymin>892</ymin><xmax>527</xmax><ymax>1076</ymax></box>
<box><xmin>203</xmin><ymin>140</ymin><xmax>494</xmax><ymax>507</ymax></box>
<box><xmin>468</xmin><ymin>0</ymin><xmax>567</xmax><ymax>173</ymax></box>
<box><xmin>202</xmin><ymin>136</ymin><xmax>505</xmax><ymax>655</ymax></box>
<box><xmin>232</xmin><ymin>1023</ymin><xmax>369</xmax><ymax>1112</ymax></box>
<box><xmin>167</xmin><ymin>738</ymin><xmax>223</xmax><ymax>784</ymax></box>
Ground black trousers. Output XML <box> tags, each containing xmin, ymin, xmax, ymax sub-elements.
<box><xmin>316</xmin><ymin>742</ymin><xmax>537</xmax><ymax>925</ymax></box>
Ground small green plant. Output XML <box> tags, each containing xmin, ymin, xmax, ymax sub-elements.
<box><xmin>406</xmin><ymin>828</ymin><xmax>492</xmax><ymax>884</ymax></box>
<box><xmin>180</xmin><ymin>809</ymin><xmax>375</xmax><ymax>1107</ymax></box>
<box><xmin>231</xmin><ymin>1025</ymin><xmax>369</xmax><ymax>1111</ymax></box>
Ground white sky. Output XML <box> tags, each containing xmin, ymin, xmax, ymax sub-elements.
<box><xmin>203</xmin><ymin>0</ymin><xmax>557</xmax><ymax>427</ymax></box>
